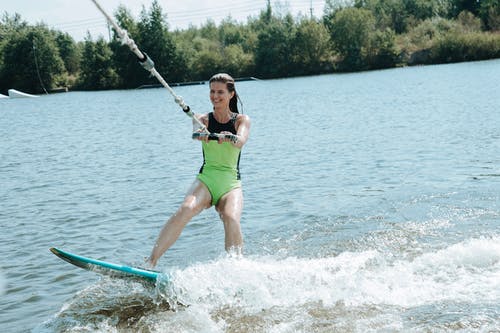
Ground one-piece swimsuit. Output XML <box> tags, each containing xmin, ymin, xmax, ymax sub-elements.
<box><xmin>197</xmin><ymin>112</ymin><xmax>241</xmax><ymax>205</ymax></box>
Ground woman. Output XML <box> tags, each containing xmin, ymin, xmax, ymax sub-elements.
<box><xmin>147</xmin><ymin>73</ymin><xmax>251</xmax><ymax>268</ymax></box>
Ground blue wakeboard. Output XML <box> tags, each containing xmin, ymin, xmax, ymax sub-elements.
<box><xmin>50</xmin><ymin>247</ymin><xmax>162</xmax><ymax>282</ymax></box>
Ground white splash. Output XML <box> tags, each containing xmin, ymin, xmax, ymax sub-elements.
<box><xmin>39</xmin><ymin>236</ymin><xmax>500</xmax><ymax>333</ymax></box>
<box><xmin>167</xmin><ymin>236</ymin><xmax>500</xmax><ymax>311</ymax></box>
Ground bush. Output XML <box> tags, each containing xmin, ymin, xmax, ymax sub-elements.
<box><xmin>324</xmin><ymin>7</ymin><xmax>376</xmax><ymax>71</ymax></box>
<box><xmin>430</xmin><ymin>31</ymin><xmax>500</xmax><ymax>63</ymax></box>
<box><xmin>366</xmin><ymin>28</ymin><xmax>399</xmax><ymax>69</ymax></box>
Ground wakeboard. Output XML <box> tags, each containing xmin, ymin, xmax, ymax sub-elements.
<box><xmin>50</xmin><ymin>247</ymin><xmax>162</xmax><ymax>282</ymax></box>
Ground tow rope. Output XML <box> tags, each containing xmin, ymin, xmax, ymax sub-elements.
<box><xmin>90</xmin><ymin>0</ymin><xmax>208</xmax><ymax>133</ymax></box>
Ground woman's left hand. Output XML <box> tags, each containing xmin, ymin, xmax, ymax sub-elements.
<box><xmin>219</xmin><ymin>131</ymin><xmax>237</xmax><ymax>144</ymax></box>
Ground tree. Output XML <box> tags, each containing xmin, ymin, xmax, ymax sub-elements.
<box><xmin>0</xmin><ymin>24</ymin><xmax>64</xmax><ymax>93</ymax></box>
<box><xmin>254</xmin><ymin>14</ymin><xmax>296</xmax><ymax>78</ymax></box>
<box><xmin>222</xmin><ymin>44</ymin><xmax>254</xmax><ymax>77</ymax></box>
<box><xmin>479</xmin><ymin>0</ymin><xmax>500</xmax><ymax>31</ymax></box>
<box><xmin>448</xmin><ymin>0</ymin><xmax>480</xmax><ymax>18</ymax></box>
<box><xmin>456</xmin><ymin>10</ymin><xmax>482</xmax><ymax>32</ymax></box>
<box><xmin>366</xmin><ymin>28</ymin><xmax>399</xmax><ymax>68</ymax></box>
<box><xmin>324</xmin><ymin>7</ymin><xmax>376</xmax><ymax>70</ymax></box>
<box><xmin>355</xmin><ymin>0</ymin><xmax>407</xmax><ymax>33</ymax></box>
<box><xmin>199</xmin><ymin>20</ymin><xmax>218</xmax><ymax>41</ymax></box>
<box><xmin>323</xmin><ymin>0</ymin><xmax>354</xmax><ymax>15</ymax></box>
<box><xmin>291</xmin><ymin>18</ymin><xmax>333</xmax><ymax>75</ymax></box>
<box><xmin>137</xmin><ymin>0</ymin><xmax>187</xmax><ymax>83</ymax></box>
<box><xmin>78</xmin><ymin>34</ymin><xmax>119</xmax><ymax>90</ymax></box>
<box><xmin>0</xmin><ymin>13</ymin><xmax>28</xmax><ymax>92</ymax></box>
<box><xmin>404</xmin><ymin>0</ymin><xmax>451</xmax><ymax>21</ymax></box>
<box><xmin>219</xmin><ymin>17</ymin><xmax>245</xmax><ymax>47</ymax></box>
<box><xmin>54</xmin><ymin>32</ymin><xmax>80</xmax><ymax>74</ymax></box>
<box><xmin>190</xmin><ymin>48</ymin><xmax>224</xmax><ymax>80</ymax></box>
<box><xmin>110</xmin><ymin>4</ymin><xmax>144</xmax><ymax>88</ymax></box>
<box><xmin>218</xmin><ymin>18</ymin><xmax>255</xmax><ymax>77</ymax></box>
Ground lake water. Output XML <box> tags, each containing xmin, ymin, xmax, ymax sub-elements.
<box><xmin>1</xmin><ymin>59</ymin><xmax>499</xmax><ymax>332</ymax></box>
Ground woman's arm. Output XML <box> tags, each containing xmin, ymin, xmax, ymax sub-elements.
<box><xmin>232</xmin><ymin>114</ymin><xmax>251</xmax><ymax>148</ymax></box>
<box><xmin>193</xmin><ymin>113</ymin><xmax>209</xmax><ymax>132</ymax></box>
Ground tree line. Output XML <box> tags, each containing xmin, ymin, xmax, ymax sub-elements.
<box><xmin>0</xmin><ymin>0</ymin><xmax>499</xmax><ymax>94</ymax></box>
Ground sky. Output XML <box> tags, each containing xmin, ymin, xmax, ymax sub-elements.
<box><xmin>3</xmin><ymin>0</ymin><xmax>327</xmax><ymax>41</ymax></box>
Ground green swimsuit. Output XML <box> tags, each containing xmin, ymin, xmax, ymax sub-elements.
<box><xmin>197</xmin><ymin>112</ymin><xmax>242</xmax><ymax>205</ymax></box>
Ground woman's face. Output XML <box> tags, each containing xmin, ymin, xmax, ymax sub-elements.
<box><xmin>210</xmin><ymin>81</ymin><xmax>234</xmax><ymax>109</ymax></box>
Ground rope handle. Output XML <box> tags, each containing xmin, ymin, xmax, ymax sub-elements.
<box><xmin>192</xmin><ymin>132</ymin><xmax>238</xmax><ymax>144</ymax></box>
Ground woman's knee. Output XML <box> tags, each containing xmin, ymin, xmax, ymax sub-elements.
<box><xmin>220</xmin><ymin>214</ymin><xmax>235</xmax><ymax>227</ymax></box>
<box><xmin>178</xmin><ymin>197</ymin><xmax>204</xmax><ymax>218</ymax></box>
<box><xmin>217</xmin><ymin>203</ymin><xmax>239</xmax><ymax>220</ymax></box>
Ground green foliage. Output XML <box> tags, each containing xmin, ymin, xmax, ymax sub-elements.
<box><xmin>404</xmin><ymin>0</ymin><xmax>451</xmax><ymax>21</ymax></box>
<box><xmin>0</xmin><ymin>14</ymin><xmax>27</xmax><ymax>86</ymax></box>
<box><xmin>448</xmin><ymin>0</ymin><xmax>480</xmax><ymax>18</ymax></box>
<box><xmin>403</xmin><ymin>17</ymin><xmax>459</xmax><ymax>52</ymax></box>
<box><xmin>137</xmin><ymin>0</ymin><xmax>187</xmax><ymax>83</ymax></box>
<box><xmin>172</xmin><ymin>16</ymin><xmax>256</xmax><ymax>81</ymax></box>
<box><xmin>325</xmin><ymin>7</ymin><xmax>375</xmax><ymax>70</ymax></box>
<box><xmin>55</xmin><ymin>31</ymin><xmax>81</xmax><ymax>74</ymax></box>
<box><xmin>0</xmin><ymin>24</ymin><xmax>64</xmax><ymax>93</ymax></box>
<box><xmin>356</xmin><ymin>0</ymin><xmax>452</xmax><ymax>32</ymax></box>
<box><xmin>0</xmin><ymin>13</ymin><xmax>80</xmax><ymax>93</ymax></box>
<box><xmin>1</xmin><ymin>1</ymin><xmax>499</xmax><ymax>92</ymax></box>
<box><xmin>430</xmin><ymin>31</ymin><xmax>500</xmax><ymax>63</ymax></box>
<box><xmin>78</xmin><ymin>34</ymin><xmax>119</xmax><ymax>90</ymax></box>
<box><xmin>355</xmin><ymin>0</ymin><xmax>407</xmax><ymax>33</ymax></box>
<box><xmin>222</xmin><ymin>44</ymin><xmax>254</xmax><ymax>78</ymax></box>
<box><xmin>219</xmin><ymin>18</ymin><xmax>246</xmax><ymax>47</ymax></box>
<box><xmin>366</xmin><ymin>28</ymin><xmax>399</xmax><ymax>69</ymax></box>
<box><xmin>456</xmin><ymin>10</ymin><xmax>482</xmax><ymax>32</ymax></box>
<box><xmin>190</xmin><ymin>48</ymin><xmax>224</xmax><ymax>80</ymax></box>
<box><xmin>324</xmin><ymin>0</ymin><xmax>355</xmax><ymax>14</ymax></box>
<box><xmin>199</xmin><ymin>20</ymin><xmax>219</xmax><ymax>40</ymax></box>
<box><xmin>255</xmin><ymin>15</ymin><xmax>296</xmax><ymax>78</ymax></box>
<box><xmin>291</xmin><ymin>18</ymin><xmax>334</xmax><ymax>74</ymax></box>
<box><xmin>109</xmin><ymin>1</ymin><xmax>187</xmax><ymax>87</ymax></box>
<box><xmin>479</xmin><ymin>0</ymin><xmax>500</xmax><ymax>31</ymax></box>
<box><xmin>109</xmin><ymin>5</ymin><xmax>143</xmax><ymax>88</ymax></box>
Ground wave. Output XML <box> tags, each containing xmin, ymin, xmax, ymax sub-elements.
<box><xmin>38</xmin><ymin>235</ymin><xmax>500</xmax><ymax>332</ymax></box>
<box><xmin>172</xmin><ymin>236</ymin><xmax>500</xmax><ymax>309</ymax></box>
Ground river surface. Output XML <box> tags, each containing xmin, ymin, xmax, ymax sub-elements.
<box><xmin>1</xmin><ymin>60</ymin><xmax>499</xmax><ymax>332</ymax></box>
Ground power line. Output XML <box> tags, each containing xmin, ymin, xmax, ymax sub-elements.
<box><xmin>164</xmin><ymin>0</ymin><xmax>259</xmax><ymax>15</ymax></box>
<box><xmin>48</xmin><ymin>0</ymin><xmax>327</xmax><ymax>39</ymax></box>
<box><xmin>53</xmin><ymin>17</ymin><xmax>106</xmax><ymax>26</ymax></box>
<box><xmin>54</xmin><ymin>20</ymin><xmax>106</xmax><ymax>30</ymax></box>
<box><xmin>166</xmin><ymin>4</ymin><xmax>264</xmax><ymax>20</ymax></box>
<box><xmin>52</xmin><ymin>0</ymin><xmax>325</xmax><ymax>29</ymax></box>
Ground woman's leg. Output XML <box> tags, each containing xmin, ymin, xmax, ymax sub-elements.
<box><xmin>147</xmin><ymin>180</ymin><xmax>212</xmax><ymax>267</ymax></box>
<box><xmin>216</xmin><ymin>187</ymin><xmax>244</xmax><ymax>253</ymax></box>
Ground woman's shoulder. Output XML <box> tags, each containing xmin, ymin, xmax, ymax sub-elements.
<box><xmin>195</xmin><ymin>112</ymin><xmax>211</xmax><ymax>127</ymax></box>
<box><xmin>235</xmin><ymin>113</ymin><xmax>250</xmax><ymax>131</ymax></box>
<box><xmin>196</xmin><ymin>112</ymin><xmax>211</xmax><ymax>120</ymax></box>
<box><xmin>236</xmin><ymin>113</ymin><xmax>250</xmax><ymax>122</ymax></box>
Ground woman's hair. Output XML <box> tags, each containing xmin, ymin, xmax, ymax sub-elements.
<box><xmin>209</xmin><ymin>73</ymin><xmax>242</xmax><ymax>114</ymax></box>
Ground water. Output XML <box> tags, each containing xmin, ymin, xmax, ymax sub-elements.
<box><xmin>1</xmin><ymin>59</ymin><xmax>499</xmax><ymax>332</ymax></box>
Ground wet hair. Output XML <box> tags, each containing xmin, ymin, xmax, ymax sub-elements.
<box><xmin>209</xmin><ymin>73</ymin><xmax>242</xmax><ymax>114</ymax></box>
